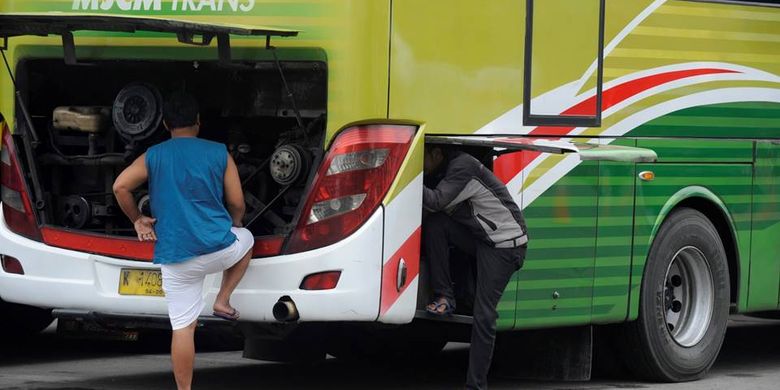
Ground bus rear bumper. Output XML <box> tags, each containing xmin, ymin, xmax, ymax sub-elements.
<box><xmin>0</xmin><ymin>208</ymin><xmax>384</xmax><ymax>324</ymax></box>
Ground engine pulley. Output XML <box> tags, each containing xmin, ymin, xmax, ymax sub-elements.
<box><xmin>269</xmin><ymin>144</ymin><xmax>310</xmax><ymax>186</ymax></box>
<box><xmin>112</xmin><ymin>83</ymin><xmax>163</xmax><ymax>142</ymax></box>
<box><xmin>59</xmin><ymin>195</ymin><xmax>91</xmax><ymax>229</ymax></box>
<box><xmin>137</xmin><ymin>194</ymin><xmax>152</xmax><ymax>217</ymax></box>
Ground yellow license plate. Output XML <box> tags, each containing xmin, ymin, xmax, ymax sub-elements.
<box><xmin>118</xmin><ymin>268</ymin><xmax>165</xmax><ymax>297</ymax></box>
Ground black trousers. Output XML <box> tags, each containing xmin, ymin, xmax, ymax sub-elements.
<box><xmin>423</xmin><ymin>212</ymin><xmax>526</xmax><ymax>390</ymax></box>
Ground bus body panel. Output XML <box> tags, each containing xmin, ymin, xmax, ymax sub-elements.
<box><xmin>387</xmin><ymin>0</ymin><xmax>778</xmax><ymax>328</ymax></box>
<box><xmin>513</xmin><ymin>159</ymin><xmax>600</xmax><ymax>330</ymax></box>
<box><xmin>592</xmin><ymin>143</ymin><xmax>637</xmax><ymax>325</ymax></box>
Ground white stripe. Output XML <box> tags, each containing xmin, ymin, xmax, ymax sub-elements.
<box><xmin>521</xmin><ymin>154</ymin><xmax>582</xmax><ymax>208</ymax></box>
<box><xmin>478</xmin><ymin>62</ymin><xmax>779</xmax><ymax>138</ymax></box>
<box><xmin>573</xmin><ymin>0</ymin><xmax>669</xmax><ymax>94</ymax></box>
<box><xmin>475</xmin><ymin>0</ymin><xmax>669</xmax><ymax>135</ymax></box>
<box><xmin>500</xmin><ymin>136</ymin><xmax>578</xmax><ymax>206</ymax></box>
<box><xmin>492</xmin><ymin>61</ymin><xmax>780</xmax><ymax>202</ymax></box>
<box><xmin>600</xmin><ymin>87</ymin><xmax>780</xmax><ymax>138</ymax></box>
<box><xmin>519</xmin><ymin>87</ymin><xmax>780</xmax><ymax>207</ymax></box>
<box><xmin>578</xmin><ymin>61</ymin><xmax>780</xmax><ymax>100</ymax></box>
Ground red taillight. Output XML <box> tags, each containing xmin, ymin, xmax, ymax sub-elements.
<box><xmin>300</xmin><ymin>271</ymin><xmax>341</xmax><ymax>290</ymax></box>
<box><xmin>286</xmin><ymin>125</ymin><xmax>416</xmax><ymax>253</ymax></box>
<box><xmin>1</xmin><ymin>126</ymin><xmax>41</xmax><ymax>241</ymax></box>
<box><xmin>252</xmin><ymin>235</ymin><xmax>285</xmax><ymax>257</ymax></box>
<box><xmin>1</xmin><ymin>254</ymin><xmax>24</xmax><ymax>275</ymax></box>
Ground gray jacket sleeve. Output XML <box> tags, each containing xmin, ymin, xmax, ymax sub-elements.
<box><xmin>423</xmin><ymin>156</ymin><xmax>477</xmax><ymax>212</ymax></box>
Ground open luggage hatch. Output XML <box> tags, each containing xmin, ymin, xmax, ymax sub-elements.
<box><xmin>0</xmin><ymin>12</ymin><xmax>327</xmax><ymax>261</ymax></box>
<box><xmin>0</xmin><ymin>12</ymin><xmax>298</xmax><ymax>64</ymax></box>
<box><xmin>425</xmin><ymin>135</ymin><xmax>657</xmax><ymax>163</ymax></box>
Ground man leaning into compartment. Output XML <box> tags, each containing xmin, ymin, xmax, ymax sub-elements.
<box><xmin>422</xmin><ymin>145</ymin><xmax>528</xmax><ymax>390</ymax></box>
<box><xmin>113</xmin><ymin>91</ymin><xmax>254</xmax><ymax>390</ymax></box>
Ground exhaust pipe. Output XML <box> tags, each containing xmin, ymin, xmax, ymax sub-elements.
<box><xmin>273</xmin><ymin>296</ymin><xmax>299</xmax><ymax>322</ymax></box>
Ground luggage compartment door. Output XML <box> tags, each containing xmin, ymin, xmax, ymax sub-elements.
<box><xmin>425</xmin><ymin>135</ymin><xmax>657</xmax><ymax>163</ymax></box>
<box><xmin>0</xmin><ymin>12</ymin><xmax>298</xmax><ymax>64</ymax></box>
<box><xmin>426</xmin><ymin>135</ymin><xmax>655</xmax><ymax>329</ymax></box>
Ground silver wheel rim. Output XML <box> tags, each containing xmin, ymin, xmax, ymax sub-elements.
<box><xmin>663</xmin><ymin>246</ymin><xmax>714</xmax><ymax>347</ymax></box>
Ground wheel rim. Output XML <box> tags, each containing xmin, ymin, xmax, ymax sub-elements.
<box><xmin>663</xmin><ymin>246</ymin><xmax>715</xmax><ymax>347</ymax></box>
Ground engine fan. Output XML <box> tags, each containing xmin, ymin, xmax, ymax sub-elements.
<box><xmin>112</xmin><ymin>83</ymin><xmax>164</xmax><ymax>143</ymax></box>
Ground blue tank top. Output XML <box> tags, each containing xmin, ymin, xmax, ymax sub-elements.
<box><xmin>145</xmin><ymin>137</ymin><xmax>236</xmax><ymax>264</ymax></box>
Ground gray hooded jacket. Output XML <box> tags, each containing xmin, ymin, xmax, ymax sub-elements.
<box><xmin>423</xmin><ymin>151</ymin><xmax>528</xmax><ymax>248</ymax></box>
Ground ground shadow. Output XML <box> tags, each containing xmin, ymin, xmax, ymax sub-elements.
<box><xmin>2</xmin><ymin>317</ymin><xmax>780</xmax><ymax>389</ymax></box>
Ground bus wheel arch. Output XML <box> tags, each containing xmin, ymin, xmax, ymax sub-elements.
<box><xmin>650</xmin><ymin>187</ymin><xmax>740</xmax><ymax>308</ymax></box>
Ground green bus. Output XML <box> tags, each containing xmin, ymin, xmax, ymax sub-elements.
<box><xmin>0</xmin><ymin>0</ymin><xmax>778</xmax><ymax>382</ymax></box>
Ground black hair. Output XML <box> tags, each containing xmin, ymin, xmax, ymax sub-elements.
<box><xmin>425</xmin><ymin>145</ymin><xmax>452</xmax><ymax>159</ymax></box>
<box><xmin>163</xmin><ymin>90</ymin><xmax>199</xmax><ymax>129</ymax></box>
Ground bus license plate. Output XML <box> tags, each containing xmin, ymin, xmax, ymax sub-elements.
<box><xmin>118</xmin><ymin>269</ymin><xmax>165</xmax><ymax>297</ymax></box>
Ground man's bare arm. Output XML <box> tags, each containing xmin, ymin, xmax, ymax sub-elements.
<box><xmin>224</xmin><ymin>155</ymin><xmax>246</xmax><ymax>227</ymax></box>
<box><xmin>113</xmin><ymin>153</ymin><xmax>156</xmax><ymax>241</ymax></box>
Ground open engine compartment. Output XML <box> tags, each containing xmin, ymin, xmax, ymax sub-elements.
<box><xmin>17</xmin><ymin>58</ymin><xmax>327</xmax><ymax>240</ymax></box>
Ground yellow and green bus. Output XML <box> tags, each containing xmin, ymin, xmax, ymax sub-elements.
<box><xmin>0</xmin><ymin>0</ymin><xmax>778</xmax><ymax>382</ymax></box>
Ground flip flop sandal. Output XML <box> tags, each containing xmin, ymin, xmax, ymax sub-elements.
<box><xmin>213</xmin><ymin>308</ymin><xmax>240</xmax><ymax>321</ymax></box>
<box><xmin>425</xmin><ymin>301</ymin><xmax>442</xmax><ymax>314</ymax></box>
<box><xmin>426</xmin><ymin>298</ymin><xmax>455</xmax><ymax>316</ymax></box>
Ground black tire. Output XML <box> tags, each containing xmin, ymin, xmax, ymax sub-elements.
<box><xmin>0</xmin><ymin>299</ymin><xmax>54</xmax><ymax>337</ymax></box>
<box><xmin>620</xmin><ymin>208</ymin><xmax>730</xmax><ymax>382</ymax></box>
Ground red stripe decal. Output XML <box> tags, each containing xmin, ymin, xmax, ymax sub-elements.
<box><xmin>41</xmin><ymin>227</ymin><xmax>284</xmax><ymax>261</ymax></box>
<box><xmin>495</xmin><ymin>67</ymin><xmax>740</xmax><ymax>183</ymax></box>
<box><xmin>41</xmin><ymin>227</ymin><xmax>155</xmax><ymax>261</ymax></box>
<box><xmin>380</xmin><ymin>227</ymin><xmax>421</xmax><ymax>316</ymax></box>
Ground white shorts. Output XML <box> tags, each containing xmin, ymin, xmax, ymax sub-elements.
<box><xmin>160</xmin><ymin>227</ymin><xmax>254</xmax><ymax>330</ymax></box>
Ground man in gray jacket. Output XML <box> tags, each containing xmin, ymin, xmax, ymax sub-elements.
<box><xmin>423</xmin><ymin>145</ymin><xmax>528</xmax><ymax>390</ymax></box>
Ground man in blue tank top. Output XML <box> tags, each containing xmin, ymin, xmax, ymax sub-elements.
<box><xmin>113</xmin><ymin>91</ymin><xmax>254</xmax><ymax>390</ymax></box>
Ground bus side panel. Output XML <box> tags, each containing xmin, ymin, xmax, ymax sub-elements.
<box><xmin>389</xmin><ymin>0</ymin><xmax>525</xmax><ymax>135</ymax></box>
<box><xmin>629</xmin><ymin>162</ymin><xmax>753</xmax><ymax>320</ymax></box>
<box><xmin>748</xmin><ymin>141</ymin><xmax>780</xmax><ymax>311</ymax></box>
<box><xmin>516</xmin><ymin>157</ymin><xmax>598</xmax><ymax>330</ymax></box>
<box><xmin>591</xmin><ymin>138</ymin><xmax>637</xmax><ymax>324</ymax></box>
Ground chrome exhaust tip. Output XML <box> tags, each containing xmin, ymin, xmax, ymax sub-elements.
<box><xmin>273</xmin><ymin>296</ymin><xmax>299</xmax><ymax>322</ymax></box>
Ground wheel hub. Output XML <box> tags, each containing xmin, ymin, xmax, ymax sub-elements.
<box><xmin>662</xmin><ymin>246</ymin><xmax>715</xmax><ymax>347</ymax></box>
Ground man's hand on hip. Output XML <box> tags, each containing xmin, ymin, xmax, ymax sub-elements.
<box><xmin>134</xmin><ymin>216</ymin><xmax>158</xmax><ymax>242</ymax></box>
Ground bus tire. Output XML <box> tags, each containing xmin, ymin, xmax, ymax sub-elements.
<box><xmin>622</xmin><ymin>208</ymin><xmax>730</xmax><ymax>382</ymax></box>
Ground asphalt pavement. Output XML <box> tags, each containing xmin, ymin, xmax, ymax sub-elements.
<box><xmin>1</xmin><ymin>316</ymin><xmax>779</xmax><ymax>389</ymax></box>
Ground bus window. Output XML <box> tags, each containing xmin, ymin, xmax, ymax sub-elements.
<box><xmin>523</xmin><ymin>0</ymin><xmax>605</xmax><ymax>127</ymax></box>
